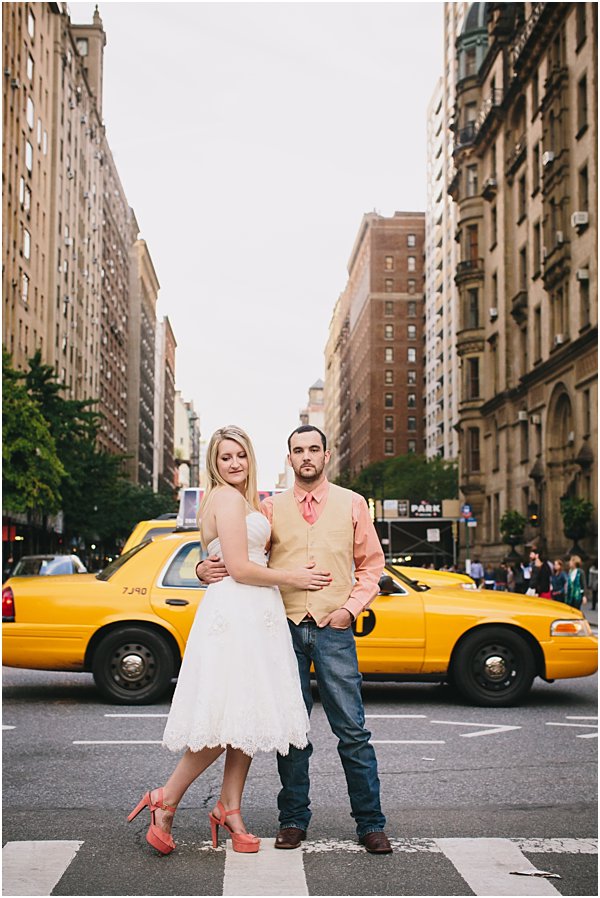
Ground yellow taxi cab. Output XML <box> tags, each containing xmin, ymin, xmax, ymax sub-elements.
<box><xmin>2</xmin><ymin>531</ymin><xmax>597</xmax><ymax>706</ymax></box>
<box><xmin>120</xmin><ymin>515</ymin><xmax>179</xmax><ymax>554</ymax></box>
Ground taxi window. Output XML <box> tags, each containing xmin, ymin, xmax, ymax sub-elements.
<box><xmin>140</xmin><ymin>526</ymin><xmax>176</xmax><ymax>541</ymax></box>
<box><xmin>162</xmin><ymin>542</ymin><xmax>203</xmax><ymax>589</ymax></box>
<box><xmin>96</xmin><ymin>541</ymin><xmax>152</xmax><ymax>580</ymax></box>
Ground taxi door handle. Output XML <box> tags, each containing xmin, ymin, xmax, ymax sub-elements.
<box><xmin>165</xmin><ymin>598</ymin><xmax>189</xmax><ymax>606</ymax></box>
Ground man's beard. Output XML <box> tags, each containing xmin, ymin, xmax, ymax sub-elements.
<box><xmin>295</xmin><ymin>462</ymin><xmax>324</xmax><ymax>484</ymax></box>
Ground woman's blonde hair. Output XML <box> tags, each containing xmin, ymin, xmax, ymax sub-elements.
<box><xmin>569</xmin><ymin>554</ymin><xmax>582</xmax><ymax>568</ymax></box>
<box><xmin>198</xmin><ymin>426</ymin><xmax>260</xmax><ymax>527</ymax></box>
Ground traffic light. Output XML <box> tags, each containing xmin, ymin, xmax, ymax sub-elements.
<box><xmin>528</xmin><ymin>502</ymin><xmax>540</xmax><ymax>527</ymax></box>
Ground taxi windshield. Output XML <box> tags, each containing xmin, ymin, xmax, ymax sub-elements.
<box><xmin>96</xmin><ymin>540</ymin><xmax>151</xmax><ymax>581</ymax></box>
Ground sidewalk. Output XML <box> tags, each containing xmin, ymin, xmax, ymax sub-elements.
<box><xmin>583</xmin><ymin>605</ymin><xmax>597</xmax><ymax>629</ymax></box>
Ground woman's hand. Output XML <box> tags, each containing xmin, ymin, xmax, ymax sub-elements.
<box><xmin>288</xmin><ymin>562</ymin><xmax>332</xmax><ymax>591</ymax></box>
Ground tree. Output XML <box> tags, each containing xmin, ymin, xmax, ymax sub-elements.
<box><xmin>2</xmin><ymin>350</ymin><xmax>65</xmax><ymax>515</ymax></box>
<box><xmin>350</xmin><ymin>454</ymin><xmax>458</xmax><ymax>502</ymax></box>
<box><xmin>560</xmin><ymin>496</ymin><xmax>594</xmax><ymax>558</ymax></box>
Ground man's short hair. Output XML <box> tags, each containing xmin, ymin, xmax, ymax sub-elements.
<box><xmin>287</xmin><ymin>425</ymin><xmax>327</xmax><ymax>452</ymax></box>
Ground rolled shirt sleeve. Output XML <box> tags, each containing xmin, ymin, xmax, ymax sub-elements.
<box><xmin>343</xmin><ymin>493</ymin><xmax>385</xmax><ymax>621</ymax></box>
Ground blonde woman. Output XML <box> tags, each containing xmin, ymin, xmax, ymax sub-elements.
<box><xmin>128</xmin><ymin>426</ymin><xmax>330</xmax><ymax>855</ymax></box>
<box><xmin>566</xmin><ymin>555</ymin><xmax>587</xmax><ymax>610</ymax></box>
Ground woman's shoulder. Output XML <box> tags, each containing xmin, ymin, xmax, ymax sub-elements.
<box><xmin>211</xmin><ymin>485</ymin><xmax>246</xmax><ymax>509</ymax></box>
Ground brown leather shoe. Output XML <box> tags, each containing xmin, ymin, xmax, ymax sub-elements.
<box><xmin>359</xmin><ymin>831</ymin><xmax>393</xmax><ymax>854</ymax></box>
<box><xmin>275</xmin><ymin>827</ymin><xmax>306</xmax><ymax>849</ymax></box>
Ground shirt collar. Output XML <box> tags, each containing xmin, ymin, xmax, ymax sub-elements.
<box><xmin>294</xmin><ymin>477</ymin><xmax>329</xmax><ymax>504</ymax></box>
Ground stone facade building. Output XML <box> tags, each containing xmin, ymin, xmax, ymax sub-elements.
<box><xmin>153</xmin><ymin>316</ymin><xmax>177</xmax><ymax>494</ymax></box>
<box><xmin>324</xmin><ymin>212</ymin><xmax>426</xmax><ymax>481</ymax></box>
<box><xmin>450</xmin><ymin>2</ymin><xmax>597</xmax><ymax>559</ymax></box>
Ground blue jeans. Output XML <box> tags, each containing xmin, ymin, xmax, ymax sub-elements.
<box><xmin>277</xmin><ymin>620</ymin><xmax>386</xmax><ymax>837</ymax></box>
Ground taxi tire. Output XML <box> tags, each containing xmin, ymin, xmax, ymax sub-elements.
<box><xmin>92</xmin><ymin>626</ymin><xmax>176</xmax><ymax>705</ymax></box>
<box><xmin>451</xmin><ymin>626</ymin><xmax>535</xmax><ymax>707</ymax></box>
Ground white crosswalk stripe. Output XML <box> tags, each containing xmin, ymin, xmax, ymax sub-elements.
<box><xmin>2</xmin><ymin>840</ymin><xmax>83</xmax><ymax>896</ymax></box>
<box><xmin>435</xmin><ymin>838</ymin><xmax>561</xmax><ymax>896</ymax></box>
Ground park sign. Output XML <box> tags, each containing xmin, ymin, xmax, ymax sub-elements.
<box><xmin>410</xmin><ymin>501</ymin><xmax>442</xmax><ymax>518</ymax></box>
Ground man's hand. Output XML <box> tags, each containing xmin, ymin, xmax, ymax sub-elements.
<box><xmin>195</xmin><ymin>555</ymin><xmax>228</xmax><ymax>584</ymax></box>
<box><xmin>318</xmin><ymin>608</ymin><xmax>353</xmax><ymax>629</ymax></box>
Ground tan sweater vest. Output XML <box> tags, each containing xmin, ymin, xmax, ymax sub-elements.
<box><xmin>270</xmin><ymin>483</ymin><xmax>354</xmax><ymax>624</ymax></box>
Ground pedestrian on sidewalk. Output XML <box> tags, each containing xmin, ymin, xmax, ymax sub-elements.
<box><xmin>565</xmin><ymin>555</ymin><xmax>588</xmax><ymax>610</ymax></box>
<box><xmin>587</xmin><ymin>560</ymin><xmax>597</xmax><ymax>611</ymax></box>
<box><xmin>528</xmin><ymin>547</ymin><xmax>552</xmax><ymax>598</ymax></box>
<box><xmin>550</xmin><ymin>559</ymin><xmax>568</xmax><ymax>602</ymax></box>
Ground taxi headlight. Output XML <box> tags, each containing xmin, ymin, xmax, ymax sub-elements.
<box><xmin>550</xmin><ymin>619</ymin><xmax>593</xmax><ymax>637</ymax></box>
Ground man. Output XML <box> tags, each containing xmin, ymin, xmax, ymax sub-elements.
<box><xmin>469</xmin><ymin>557</ymin><xmax>484</xmax><ymax>587</ymax></box>
<box><xmin>528</xmin><ymin>547</ymin><xmax>552</xmax><ymax>597</ymax></box>
<box><xmin>196</xmin><ymin>425</ymin><xmax>391</xmax><ymax>854</ymax></box>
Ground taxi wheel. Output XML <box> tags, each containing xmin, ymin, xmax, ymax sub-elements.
<box><xmin>92</xmin><ymin>627</ymin><xmax>175</xmax><ymax>705</ymax></box>
<box><xmin>452</xmin><ymin>627</ymin><xmax>535</xmax><ymax>707</ymax></box>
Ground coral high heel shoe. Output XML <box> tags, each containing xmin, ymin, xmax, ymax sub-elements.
<box><xmin>208</xmin><ymin>801</ymin><xmax>260</xmax><ymax>853</ymax></box>
<box><xmin>128</xmin><ymin>788</ymin><xmax>177</xmax><ymax>855</ymax></box>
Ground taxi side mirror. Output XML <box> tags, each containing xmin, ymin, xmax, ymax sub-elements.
<box><xmin>378</xmin><ymin>575</ymin><xmax>397</xmax><ymax>595</ymax></box>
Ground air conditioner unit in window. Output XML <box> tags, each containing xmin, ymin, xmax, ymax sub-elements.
<box><xmin>530</xmin><ymin>415</ymin><xmax>541</xmax><ymax>425</ymax></box>
<box><xmin>64</xmin><ymin>237</ymin><xmax>72</xmax><ymax>247</ymax></box>
<box><xmin>542</xmin><ymin>151</ymin><xmax>555</xmax><ymax>166</ymax></box>
<box><xmin>11</xmin><ymin>78</ymin><xmax>20</xmax><ymax>89</ymax></box>
<box><xmin>556</xmin><ymin>230</ymin><xmax>564</xmax><ymax>244</ymax></box>
<box><xmin>554</xmin><ymin>333</ymin><xmax>566</xmax><ymax>346</ymax></box>
<box><xmin>66</xmin><ymin>169</ymin><xmax>74</xmax><ymax>180</ymax></box>
<box><xmin>489</xmin><ymin>307</ymin><xmax>498</xmax><ymax>320</ymax></box>
<box><xmin>518</xmin><ymin>410</ymin><xmax>528</xmax><ymax>422</ymax></box>
<box><xmin>571</xmin><ymin>211</ymin><xmax>589</xmax><ymax>228</ymax></box>
<box><xmin>576</xmin><ymin>268</ymin><xmax>589</xmax><ymax>281</ymax></box>
<box><xmin>567</xmin><ymin>431</ymin><xmax>575</xmax><ymax>445</ymax></box>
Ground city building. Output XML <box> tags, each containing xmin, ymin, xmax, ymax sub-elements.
<box><xmin>173</xmin><ymin>392</ymin><xmax>201</xmax><ymax>490</ymax></box>
<box><xmin>153</xmin><ymin>316</ymin><xmax>177</xmax><ymax>494</ymax></box>
<box><xmin>323</xmin><ymin>294</ymin><xmax>347</xmax><ymax>481</ymax></box>
<box><xmin>424</xmin><ymin>3</ymin><xmax>469</xmax><ymax>459</ymax></box>
<box><xmin>127</xmin><ymin>237</ymin><xmax>159</xmax><ymax>488</ymax></box>
<box><xmin>324</xmin><ymin>212</ymin><xmax>426</xmax><ymax>482</ymax></box>
<box><xmin>299</xmin><ymin>378</ymin><xmax>325</xmax><ymax>431</ymax></box>
<box><xmin>450</xmin><ymin>2</ymin><xmax>597</xmax><ymax>559</ymax></box>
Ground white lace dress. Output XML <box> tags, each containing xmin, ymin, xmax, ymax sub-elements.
<box><xmin>162</xmin><ymin>512</ymin><xmax>309</xmax><ymax>757</ymax></box>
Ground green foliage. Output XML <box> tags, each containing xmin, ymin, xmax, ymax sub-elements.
<box><xmin>2</xmin><ymin>350</ymin><xmax>65</xmax><ymax>514</ymax></box>
<box><xmin>499</xmin><ymin>509</ymin><xmax>527</xmax><ymax>542</ymax></box>
<box><xmin>350</xmin><ymin>454</ymin><xmax>458</xmax><ymax>502</ymax></box>
<box><xmin>560</xmin><ymin>496</ymin><xmax>594</xmax><ymax>540</ymax></box>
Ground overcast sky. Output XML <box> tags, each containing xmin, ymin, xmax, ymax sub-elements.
<box><xmin>70</xmin><ymin>1</ymin><xmax>444</xmax><ymax>487</ymax></box>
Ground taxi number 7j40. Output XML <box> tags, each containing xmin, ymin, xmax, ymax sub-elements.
<box><xmin>122</xmin><ymin>586</ymin><xmax>148</xmax><ymax>595</ymax></box>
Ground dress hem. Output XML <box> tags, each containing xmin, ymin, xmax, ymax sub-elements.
<box><xmin>162</xmin><ymin>734</ymin><xmax>309</xmax><ymax>758</ymax></box>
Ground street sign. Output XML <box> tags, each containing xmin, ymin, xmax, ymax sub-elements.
<box><xmin>467</xmin><ymin>519</ymin><xmax>478</xmax><ymax>528</ymax></box>
<box><xmin>411</xmin><ymin>501</ymin><xmax>442</xmax><ymax>518</ymax></box>
<box><xmin>427</xmin><ymin>528</ymin><xmax>441</xmax><ymax>542</ymax></box>
<box><xmin>461</xmin><ymin>503</ymin><xmax>472</xmax><ymax>518</ymax></box>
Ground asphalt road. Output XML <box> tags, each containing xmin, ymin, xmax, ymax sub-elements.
<box><xmin>2</xmin><ymin>667</ymin><xmax>598</xmax><ymax>897</ymax></box>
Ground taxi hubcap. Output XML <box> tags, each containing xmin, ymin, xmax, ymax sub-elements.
<box><xmin>484</xmin><ymin>655</ymin><xmax>507</xmax><ymax>680</ymax></box>
<box><xmin>110</xmin><ymin>642</ymin><xmax>156</xmax><ymax>690</ymax></box>
<box><xmin>472</xmin><ymin>643</ymin><xmax>517</xmax><ymax>692</ymax></box>
<box><xmin>120</xmin><ymin>652</ymin><xmax>146</xmax><ymax>680</ymax></box>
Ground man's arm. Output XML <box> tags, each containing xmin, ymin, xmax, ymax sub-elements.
<box><xmin>318</xmin><ymin>493</ymin><xmax>384</xmax><ymax>628</ymax></box>
<box><xmin>195</xmin><ymin>496</ymin><xmax>274</xmax><ymax>583</ymax></box>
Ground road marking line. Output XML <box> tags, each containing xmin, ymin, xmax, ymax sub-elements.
<box><xmin>372</xmin><ymin>740</ymin><xmax>446</xmax><ymax>744</ymax></box>
<box><xmin>435</xmin><ymin>838</ymin><xmax>562</xmax><ymax>896</ymax></box>
<box><xmin>365</xmin><ymin>714</ymin><xmax>428</xmax><ymax>718</ymax></box>
<box><xmin>301</xmin><ymin>837</ymin><xmax>598</xmax><ymax>854</ymax></box>
<box><xmin>566</xmin><ymin>715</ymin><xmax>598</xmax><ymax>720</ymax></box>
<box><xmin>2</xmin><ymin>840</ymin><xmax>83</xmax><ymax>896</ymax></box>
<box><xmin>515</xmin><ymin>838</ymin><xmax>597</xmax><ymax>854</ymax></box>
<box><xmin>430</xmin><ymin>720</ymin><xmax>521</xmax><ymax>737</ymax></box>
<box><xmin>104</xmin><ymin>713</ymin><xmax>168</xmax><ymax>717</ymax></box>
<box><xmin>2</xmin><ymin>725</ymin><xmax>15</xmax><ymax>730</ymax></box>
<box><xmin>72</xmin><ymin>740</ymin><xmax>163</xmax><ymax>745</ymax></box>
<box><xmin>545</xmin><ymin>722</ymin><xmax>597</xmax><ymax>728</ymax></box>
<box><xmin>577</xmin><ymin>732</ymin><xmax>598</xmax><ymax>739</ymax></box>
<box><xmin>223</xmin><ymin>837</ymin><xmax>308</xmax><ymax>896</ymax></box>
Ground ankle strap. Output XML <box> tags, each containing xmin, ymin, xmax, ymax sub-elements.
<box><xmin>216</xmin><ymin>800</ymin><xmax>241</xmax><ymax>819</ymax></box>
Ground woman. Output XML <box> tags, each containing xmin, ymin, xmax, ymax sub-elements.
<box><xmin>550</xmin><ymin>559</ymin><xmax>568</xmax><ymax>602</ymax></box>
<box><xmin>565</xmin><ymin>555</ymin><xmax>587</xmax><ymax>610</ymax></box>
<box><xmin>128</xmin><ymin>426</ymin><xmax>331</xmax><ymax>855</ymax></box>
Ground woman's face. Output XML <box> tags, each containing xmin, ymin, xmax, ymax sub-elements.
<box><xmin>554</xmin><ymin>561</ymin><xmax>562</xmax><ymax>571</ymax></box>
<box><xmin>216</xmin><ymin>439</ymin><xmax>249</xmax><ymax>489</ymax></box>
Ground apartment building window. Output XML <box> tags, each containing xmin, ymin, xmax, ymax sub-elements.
<box><xmin>490</xmin><ymin>205</ymin><xmax>497</xmax><ymax>247</ymax></box>
<box><xmin>519</xmin><ymin>246</ymin><xmax>527</xmax><ymax>290</ymax></box>
<box><xmin>467</xmin><ymin>288</ymin><xmax>479</xmax><ymax>328</ymax></box>
<box><xmin>551</xmin><ymin>287</ymin><xmax>566</xmax><ymax>337</ymax></box>
<box><xmin>23</xmin><ymin>228</ymin><xmax>31</xmax><ymax>260</ymax></box>
<box><xmin>580</xmin><ymin>278</ymin><xmax>590</xmax><ymax>329</ymax></box>
<box><xmin>466</xmin><ymin>224</ymin><xmax>478</xmax><ymax>260</ymax></box>
<box><xmin>21</xmin><ymin>273</ymin><xmax>29</xmax><ymax>306</ymax></box>
<box><xmin>19</xmin><ymin>177</ymin><xmax>31</xmax><ymax>212</ymax></box>
<box><xmin>27</xmin><ymin>54</ymin><xmax>34</xmax><ymax>81</ymax></box>
<box><xmin>25</xmin><ymin>141</ymin><xmax>33</xmax><ymax>173</ymax></box>
<box><xmin>466</xmin><ymin>165</ymin><xmax>478</xmax><ymax>197</ymax></box>
<box><xmin>384</xmin><ymin>300</ymin><xmax>394</xmax><ymax>315</ymax></box>
<box><xmin>532</xmin><ymin>68</ymin><xmax>539</xmax><ymax>114</ymax></box>
<box><xmin>384</xmin><ymin>347</ymin><xmax>394</xmax><ymax>362</ymax></box>
<box><xmin>534</xmin><ymin>306</ymin><xmax>542</xmax><ymax>361</ymax></box>
<box><xmin>408</xmin><ymin>256</ymin><xmax>416</xmax><ymax>272</ymax></box>
<box><xmin>384</xmin><ymin>393</ymin><xmax>394</xmax><ymax>408</ymax></box>
<box><xmin>520</xmin><ymin>421</ymin><xmax>529</xmax><ymax>462</ymax></box>
<box><xmin>576</xmin><ymin>3</ymin><xmax>587</xmax><ymax>48</ymax></box>
<box><xmin>385</xmin><ymin>278</ymin><xmax>394</xmax><ymax>293</ymax></box>
<box><xmin>468</xmin><ymin>427</ymin><xmax>480</xmax><ymax>472</ymax></box>
<box><xmin>26</xmin><ymin>97</ymin><xmax>34</xmax><ymax>129</ymax></box>
<box><xmin>493</xmin><ymin>419</ymin><xmax>500</xmax><ymax>470</ymax></box>
<box><xmin>384</xmin><ymin>439</ymin><xmax>394</xmax><ymax>455</ymax></box>
<box><xmin>384</xmin><ymin>324</ymin><xmax>394</xmax><ymax>339</ymax></box>
<box><xmin>408</xmin><ymin>279</ymin><xmax>416</xmax><ymax>295</ymax></box>
<box><xmin>407</xmin><ymin>440</ymin><xmax>416</xmax><ymax>453</ymax></box>
<box><xmin>407</xmin><ymin>234</ymin><xmax>416</xmax><ymax>247</ymax></box>
<box><xmin>533</xmin><ymin>222</ymin><xmax>542</xmax><ymax>276</ymax></box>
<box><xmin>407</xmin><ymin>347</ymin><xmax>416</xmax><ymax>363</ymax></box>
<box><xmin>407</xmin><ymin>393</ymin><xmax>416</xmax><ymax>408</ymax></box>
<box><xmin>385</xmin><ymin>255</ymin><xmax>394</xmax><ymax>270</ymax></box>
<box><xmin>532</xmin><ymin>142</ymin><xmax>540</xmax><ymax>194</ymax></box>
<box><xmin>27</xmin><ymin>9</ymin><xmax>35</xmax><ymax>38</ymax></box>
<box><xmin>384</xmin><ymin>369</ymin><xmax>393</xmax><ymax>384</ymax></box>
<box><xmin>517</xmin><ymin>174</ymin><xmax>527</xmax><ymax>222</ymax></box>
<box><xmin>583</xmin><ymin>388</ymin><xmax>591</xmax><ymax>435</ymax></box>
<box><xmin>466</xmin><ymin>357</ymin><xmax>480</xmax><ymax>399</ymax></box>
<box><xmin>577</xmin><ymin>75</ymin><xmax>588</xmax><ymax>135</ymax></box>
<box><xmin>407</xmin><ymin>417</ymin><xmax>416</xmax><ymax>432</ymax></box>
<box><xmin>407</xmin><ymin>300</ymin><xmax>416</xmax><ymax>316</ymax></box>
<box><xmin>384</xmin><ymin>416</ymin><xmax>394</xmax><ymax>431</ymax></box>
<box><xmin>578</xmin><ymin>164</ymin><xmax>589</xmax><ymax>210</ymax></box>
<box><xmin>407</xmin><ymin>325</ymin><xmax>417</xmax><ymax>340</ymax></box>
<box><xmin>407</xmin><ymin>370</ymin><xmax>416</xmax><ymax>385</ymax></box>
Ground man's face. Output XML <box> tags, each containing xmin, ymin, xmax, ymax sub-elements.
<box><xmin>288</xmin><ymin>431</ymin><xmax>330</xmax><ymax>484</ymax></box>
<box><xmin>530</xmin><ymin>551</ymin><xmax>538</xmax><ymax>562</ymax></box>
